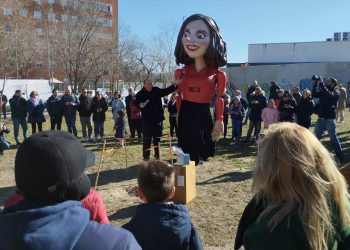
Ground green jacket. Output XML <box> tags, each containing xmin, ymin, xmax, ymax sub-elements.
<box><xmin>235</xmin><ymin>196</ymin><xmax>350</xmax><ymax>250</ymax></box>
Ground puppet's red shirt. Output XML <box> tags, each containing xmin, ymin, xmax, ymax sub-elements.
<box><xmin>175</xmin><ymin>64</ymin><xmax>227</xmax><ymax>121</ymax></box>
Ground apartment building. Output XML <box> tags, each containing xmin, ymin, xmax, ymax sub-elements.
<box><xmin>0</xmin><ymin>0</ymin><xmax>118</xmax><ymax>85</ymax></box>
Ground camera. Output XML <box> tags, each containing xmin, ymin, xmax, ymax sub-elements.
<box><xmin>0</xmin><ymin>124</ymin><xmax>7</xmax><ymax>131</ymax></box>
<box><xmin>312</xmin><ymin>75</ymin><xmax>322</xmax><ymax>82</ymax></box>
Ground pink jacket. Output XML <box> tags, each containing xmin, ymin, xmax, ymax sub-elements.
<box><xmin>261</xmin><ymin>107</ymin><xmax>279</xmax><ymax>128</ymax></box>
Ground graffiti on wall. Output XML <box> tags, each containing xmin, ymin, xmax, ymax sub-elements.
<box><xmin>235</xmin><ymin>78</ymin><xmax>314</xmax><ymax>95</ymax></box>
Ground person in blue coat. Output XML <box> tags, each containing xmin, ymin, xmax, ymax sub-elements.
<box><xmin>123</xmin><ymin>160</ymin><xmax>203</xmax><ymax>250</ymax></box>
<box><xmin>0</xmin><ymin>130</ymin><xmax>141</xmax><ymax>250</ymax></box>
<box><xmin>60</xmin><ymin>85</ymin><xmax>80</xmax><ymax>137</ymax></box>
<box><xmin>27</xmin><ymin>91</ymin><xmax>46</xmax><ymax>134</ymax></box>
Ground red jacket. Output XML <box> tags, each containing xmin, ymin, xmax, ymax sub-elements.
<box><xmin>4</xmin><ymin>189</ymin><xmax>109</xmax><ymax>224</ymax></box>
<box><xmin>130</xmin><ymin>99</ymin><xmax>142</xmax><ymax>120</ymax></box>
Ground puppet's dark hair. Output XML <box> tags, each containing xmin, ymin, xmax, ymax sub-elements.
<box><xmin>174</xmin><ymin>14</ymin><xmax>227</xmax><ymax>68</ymax></box>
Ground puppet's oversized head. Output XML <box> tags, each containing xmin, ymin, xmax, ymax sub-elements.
<box><xmin>175</xmin><ymin>14</ymin><xmax>227</xmax><ymax>68</ymax></box>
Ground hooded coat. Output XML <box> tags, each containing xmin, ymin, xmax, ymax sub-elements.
<box><xmin>0</xmin><ymin>200</ymin><xmax>141</xmax><ymax>250</ymax></box>
<box><xmin>123</xmin><ymin>202</ymin><xmax>203</xmax><ymax>250</ymax></box>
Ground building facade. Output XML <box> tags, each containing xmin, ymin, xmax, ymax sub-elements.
<box><xmin>225</xmin><ymin>40</ymin><xmax>350</xmax><ymax>95</ymax></box>
<box><xmin>0</xmin><ymin>0</ymin><xmax>118</xmax><ymax>86</ymax></box>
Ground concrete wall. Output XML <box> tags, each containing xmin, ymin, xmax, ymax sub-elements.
<box><xmin>248</xmin><ymin>41</ymin><xmax>350</xmax><ymax>63</ymax></box>
<box><xmin>223</xmin><ymin>62</ymin><xmax>350</xmax><ymax>95</ymax></box>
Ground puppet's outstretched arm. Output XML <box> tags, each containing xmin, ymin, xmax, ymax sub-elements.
<box><xmin>211</xmin><ymin>70</ymin><xmax>227</xmax><ymax>141</ymax></box>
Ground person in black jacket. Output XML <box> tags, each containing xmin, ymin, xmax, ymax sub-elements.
<box><xmin>268</xmin><ymin>81</ymin><xmax>280</xmax><ymax>100</ymax></box>
<box><xmin>313</xmin><ymin>77</ymin><xmax>344</xmax><ymax>163</ymax></box>
<box><xmin>1</xmin><ymin>92</ymin><xmax>7</xmax><ymax>119</ymax></box>
<box><xmin>9</xmin><ymin>90</ymin><xmax>28</xmax><ymax>145</ymax></box>
<box><xmin>278</xmin><ymin>90</ymin><xmax>297</xmax><ymax>122</ymax></box>
<box><xmin>90</xmin><ymin>91</ymin><xmax>108</xmax><ymax>142</ymax></box>
<box><xmin>78</xmin><ymin>89</ymin><xmax>93</xmax><ymax>142</ymax></box>
<box><xmin>167</xmin><ymin>93</ymin><xmax>177</xmax><ymax>138</ymax></box>
<box><xmin>135</xmin><ymin>79</ymin><xmax>177</xmax><ymax>161</ymax></box>
<box><xmin>46</xmin><ymin>89</ymin><xmax>63</xmax><ymax>130</ymax></box>
<box><xmin>123</xmin><ymin>160</ymin><xmax>203</xmax><ymax>250</ymax></box>
<box><xmin>245</xmin><ymin>87</ymin><xmax>267</xmax><ymax>142</ymax></box>
<box><xmin>243</xmin><ymin>80</ymin><xmax>258</xmax><ymax>125</ymax></box>
<box><xmin>295</xmin><ymin>90</ymin><xmax>315</xmax><ymax>128</ymax></box>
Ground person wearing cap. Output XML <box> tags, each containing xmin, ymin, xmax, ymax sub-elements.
<box><xmin>9</xmin><ymin>90</ymin><xmax>28</xmax><ymax>145</ymax></box>
<box><xmin>312</xmin><ymin>77</ymin><xmax>345</xmax><ymax>163</ymax></box>
<box><xmin>0</xmin><ymin>130</ymin><xmax>141</xmax><ymax>250</ymax></box>
<box><xmin>125</xmin><ymin>87</ymin><xmax>134</xmax><ymax>135</ymax></box>
<box><xmin>60</xmin><ymin>85</ymin><xmax>80</xmax><ymax>137</ymax></box>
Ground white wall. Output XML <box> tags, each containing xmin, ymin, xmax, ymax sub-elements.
<box><xmin>248</xmin><ymin>41</ymin><xmax>350</xmax><ymax>63</ymax></box>
<box><xmin>223</xmin><ymin>62</ymin><xmax>350</xmax><ymax>95</ymax></box>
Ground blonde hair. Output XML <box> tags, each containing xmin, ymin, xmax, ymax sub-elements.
<box><xmin>253</xmin><ymin>123</ymin><xmax>350</xmax><ymax>250</ymax></box>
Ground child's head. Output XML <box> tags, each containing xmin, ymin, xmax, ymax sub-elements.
<box><xmin>117</xmin><ymin>110</ymin><xmax>125</xmax><ymax>118</ymax></box>
<box><xmin>137</xmin><ymin>160</ymin><xmax>176</xmax><ymax>203</ymax></box>
<box><xmin>233</xmin><ymin>96</ymin><xmax>240</xmax><ymax>104</ymax></box>
<box><xmin>268</xmin><ymin>99</ymin><xmax>275</xmax><ymax>108</ymax></box>
<box><xmin>277</xmin><ymin>89</ymin><xmax>284</xmax><ymax>98</ymax></box>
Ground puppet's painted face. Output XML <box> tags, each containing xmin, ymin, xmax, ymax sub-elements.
<box><xmin>182</xmin><ymin>19</ymin><xmax>210</xmax><ymax>59</ymax></box>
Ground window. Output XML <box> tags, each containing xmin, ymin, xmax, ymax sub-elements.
<box><xmin>71</xmin><ymin>16</ymin><xmax>78</xmax><ymax>24</ymax></box>
<box><xmin>72</xmin><ymin>1</ymin><xmax>79</xmax><ymax>9</ymax></box>
<box><xmin>19</xmin><ymin>9</ymin><xmax>28</xmax><ymax>17</ymax></box>
<box><xmin>5</xmin><ymin>25</ymin><xmax>12</xmax><ymax>32</ymax></box>
<box><xmin>97</xmin><ymin>3</ymin><xmax>111</xmax><ymax>13</ymax></box>
<box><xmin>34</xmin><ymin>11</ymin><xmax>42</xmax><ymax>19</ymax></box>
<box><xmin>36</xmin><ymin>62</ymin><xmax>44</xmax><ymax>68</ymax></box>
<box><xmin>4</xmin><ymin>7</ymin><xmax>13</xmax><ymax>16</ymax></box>
<box><xmin>60</xmin><ymin>0</ymin><xmax>67</xmax><ymax>6</ymax></box>
<box><xmin>34</xmin><ymin>0</ymin><xmax>42</xmax><ymax>4</ymax></box>
<box><xmin>48</xmin><ymin>29</ymin><xmax>55</xmax><ymax>37</ymax></box>
<box><xmin>103</xmin><ymin>19</ymin><xmax>112</xmax><ymax>27</ymax></box>
<box><xmin>36</xmin><ymin>28</ymin><xmax>43</xmax><ymax>36</ymax></box>
<box><xmin>48</xmin><ymin>12</ymin><xmax>55</xmax><ymax>22</ymax></box>
<box><xmin>47</xmin><ymin>0</ymin><xmax>55</xmax><ymax>4</ymax></box>
<box><xmin>61</xmin><ymin>14</ymin><xmax>68</xmax><ymax>22</ymax></box>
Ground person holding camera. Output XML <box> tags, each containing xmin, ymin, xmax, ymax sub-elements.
<box><xmin>312</xmin><ymin>76</ymin><xmax>345</xmax><ymax>163</ymax></box>
<box><xmin>0</xmin><ymin>123</ymin><xmax>10</xmax><ymax>155</ymax></box>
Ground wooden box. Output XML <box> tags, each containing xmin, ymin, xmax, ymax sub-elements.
<box><xmin>172</xmin><ymin>161</ymin><xmax>196</xmax><ymax>204</ymax></box>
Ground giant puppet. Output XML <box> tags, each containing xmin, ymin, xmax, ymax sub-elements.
<box><xmin>174</xmin><ymin>14</ymin><xmax>227</xmax><ymax>165</ymax></box>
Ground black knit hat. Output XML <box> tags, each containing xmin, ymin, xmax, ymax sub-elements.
<box><xmin>15</xmin><ymin>131</ymin><xmax>97</xmax><ymax>202</ymax></box>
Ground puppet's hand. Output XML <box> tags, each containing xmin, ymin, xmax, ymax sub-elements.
<box><xmin>211</xmin><ymin>120</ymin><xmax>223</xmax><ymax>141</ymax></box>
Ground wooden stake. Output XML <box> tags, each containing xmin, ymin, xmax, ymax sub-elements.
<box><xmin>169</xmin><ymin>135</ymin><xmax>173</xmax><ymax>165</ymax></box>
<box><xmin>94</xmin><ymin>139</ymin><xmax>107</xmax><ymax>189</ymax></box>
<box><xmin>124</xmin><ymin>139</ymin><xmax>128</xmax><ymax>169</ymax></box>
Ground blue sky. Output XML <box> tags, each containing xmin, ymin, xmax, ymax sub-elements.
<box><xmin>119</xmin><ymin>0</ymin><xmax>350</xmax><ymax>63</ymax></box>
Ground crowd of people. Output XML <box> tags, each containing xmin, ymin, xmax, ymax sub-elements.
<box><xmin>0</xmin><ymin>76</ymin><xmax>349</xmax><ymax>164</ymax></box>
<box><xmin>221</xmin><ymin>78</ymin><xmax>348</xmax><ymax>163</ymax></box>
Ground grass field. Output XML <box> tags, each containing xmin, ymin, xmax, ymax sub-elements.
<box><xmin>1</xmin><ymin>109</ymin><xmax>350</xmax><ymax>249</ymax></box>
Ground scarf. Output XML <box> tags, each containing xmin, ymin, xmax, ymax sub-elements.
<box><xmin>29</xmin><ymin>97</ymin><xmax>40</xmax><ymax>107</ymax></box>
